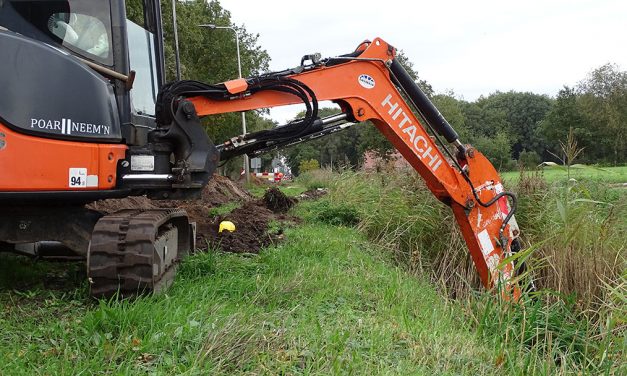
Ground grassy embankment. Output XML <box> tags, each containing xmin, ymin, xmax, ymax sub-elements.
<box><xmin>297</xmin><ymin>166</ymin><xmax>625</xmax><ymax>374</ymax></box>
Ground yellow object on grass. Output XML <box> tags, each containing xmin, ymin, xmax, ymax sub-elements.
<box><xmin>219</xmin><ymin>220</ymin><xmax>236</xmax><ymax>233</ymax></box>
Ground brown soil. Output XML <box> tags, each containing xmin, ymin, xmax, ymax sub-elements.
<box><xmin>262</xmin><ymin>187</ymin><xmax>296</xmax><ymax>213</ymax></box>
<box><xmin>203</xmin><ymin>201</ymin><xmax>277</xmax><ymax>253</ymax></box>
<box><xmin>87</xmin><ymin>175</ymin><xmax>296</xmax><ymax>254</ymax></box>
<box><xmin>88</xmin><ymin>174</ymin><xmax>253</xmax><ymax>226</ymax></box>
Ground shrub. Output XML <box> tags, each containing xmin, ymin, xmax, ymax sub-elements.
<box><xmin>518</xmin><ymin>150</ymin><xmax>542</xmax><ymax>169</ymax></box>
<box><xmin>308</xmin><ymin>201</ymin><xmax>360</xmax><ymax>227</ymax></box>
<box><xmin>298</xmin><ymin>159</ymin><xmax>319</xmax><ymax>174</ymax></box>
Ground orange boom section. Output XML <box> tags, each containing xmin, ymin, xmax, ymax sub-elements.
<box><xmin>188</xmin><ymin>37</ymin><xmax>521</xmax><ymax>296</ymax></box>
<box><xmin>0</xmin><ymin>123</ymin><xmax>126</xmax><ymax>191</ymax></box>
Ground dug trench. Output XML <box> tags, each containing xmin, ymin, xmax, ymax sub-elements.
<box><xmin>88</xmin><ymin>177</ymin><xmax>301</xmax><ymax>254</ymax></box>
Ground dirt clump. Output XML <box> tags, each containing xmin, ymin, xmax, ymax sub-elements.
<box><xmin>262</xmin><ymin>187</ymin><xmax>296</xmax><ymax>213</ymax></box>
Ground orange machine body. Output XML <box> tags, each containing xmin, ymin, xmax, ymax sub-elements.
<box><xmin>0</xmin><ymin>123</ymin><xmax>127</xmax><ymax>191</ymax></box>
<box><xmin>189</xmin><ymin>38</ymin><xmax>520</xmax><ymax>295</ymax></box>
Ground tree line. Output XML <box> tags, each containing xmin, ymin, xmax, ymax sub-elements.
<box><xmin>286</xmin><ymin>62</ymin><xmax>627</xmax><ymax>174</ymax></box>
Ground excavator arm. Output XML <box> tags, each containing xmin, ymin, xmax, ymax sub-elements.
<box><xmin>155</xmin><ymin>38</ymin><xmax>522</xmax><ymax>297</ymax></box>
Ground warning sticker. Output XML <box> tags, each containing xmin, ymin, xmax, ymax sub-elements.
<box><xmin>69</xmin><ymin>168</ymin><xmax>87</xmax><ymax>188</ymax></box>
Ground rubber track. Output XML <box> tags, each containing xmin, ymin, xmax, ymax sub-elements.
<box><xmin>88</xmin><ymin>208</ymin><xmax>188</xmax><ymax>298</ymax></box>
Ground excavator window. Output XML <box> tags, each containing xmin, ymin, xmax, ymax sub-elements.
<box><xmin>127</xmin><ymin>18</ymin><xmax>158</xmax><ymax>116</ymax></box>
<box><xmin>10</xmin><ymin>0</ymin><xmax>113</xmax><ymax>65</ymax></box>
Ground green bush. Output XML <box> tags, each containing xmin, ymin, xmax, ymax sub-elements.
<box><xmin>518</xmin><ymin>150</ymin><xmax>542</xmax><ymax>168</ymax></box>
<box><xmin>298</xmin><ymin>159</ymin><xmax>319</xmax><ymax>174</ymax></box>
<box><xmin>308</xmin><ymin>201</ymin><xmax>360</xmax><ymax>227</ymax></box>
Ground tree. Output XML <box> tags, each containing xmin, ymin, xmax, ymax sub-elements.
<box><xmin>298</xmin><ymin>159</ymin><xmax>320</xmax><ymax>174</ymax></box>
<box><xmin>540</xmin><ymin>86</ymin><xmax>591</xmax><ymax>162</ymax></box>
<box><xmin>474</xmin><ymin>91</ymin><xmax>553</xmax><ymax>158</ymax></box>
<box><xmin>472</xmin><ymin>132</ymin><xmax>513</xmax><ymax>171</ymax></box>
<box><xmin>576</xmin><ymin>64</ymin><xmax>627</xmax><ymax>165</ymax></box>
<box><xmin>541</xmin><ymin>64</ymin><xmax>627</xmax><ymax>165</ymax></box>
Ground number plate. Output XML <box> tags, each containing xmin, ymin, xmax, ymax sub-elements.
<box><xmin>69</xmin><ymin>168</ymin><xmax>87</xmax><ymax>188</ymax></box>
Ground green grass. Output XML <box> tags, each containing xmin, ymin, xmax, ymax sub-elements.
<box><xmin>294</xmin><ymin>169</ymin><xmax>625</xmax><ymax>373</ymax></box>
<box><xmin>501</xmin><ymin>165</ymin><xmax>627</xmax><ymax>185</ymax></box>
<box><xmin>0</xmin><ymin>222</ymin><xmax>529</xmax><ymax>375</ymax></box>
<box><xmin>208</xmin><ymin>201</ymin><xmax>240</xmax><ymax>216</ymax></box>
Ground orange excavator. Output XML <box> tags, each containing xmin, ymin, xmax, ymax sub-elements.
<box><xmin>0</xmin><ymin>0</ymin><xmax>522</xmax><ymax>298</ymax></box>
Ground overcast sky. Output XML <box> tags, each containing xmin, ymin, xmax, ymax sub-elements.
<box><xmin>218</xmin><ymin>0</ymin><xmax>627</xmax><ymax>123</ymax></box>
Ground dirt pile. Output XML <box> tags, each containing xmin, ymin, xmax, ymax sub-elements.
<box><xmin>88</xmin><ymin>174</ymin><xmax>252</xmax><ymax>220</ymax></box>
<box><xmin>262</xmin><ymin>187</ymin><xmax>295</xmax><ymax>213</ymax></box>
<box><xmin>87</xmin><ymin>177</ymin><xmax>300</xmax><ymax>254</ymax></box>
<box><xmin>203</xmin><ymin>201</ymin><xmax>278</xmax><ymax>253</ymax></box>
<box><xmin>156</xmin><ymin>175</ymin><xmax>253</xmax><ymax>229</ymax></box>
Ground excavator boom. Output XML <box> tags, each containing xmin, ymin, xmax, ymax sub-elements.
<box><xmin>156</xmin><ymin>38</ymin><xmax>522</xmax><ymax>296</ymax></box>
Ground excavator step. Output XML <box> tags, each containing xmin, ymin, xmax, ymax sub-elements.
<box><xmin>87</xmin><ymin>209</ymin><xmax>194</xmax><ymax>298</ymax></box>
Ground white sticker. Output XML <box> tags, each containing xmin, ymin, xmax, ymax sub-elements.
<box><xmin>131</xmin><ymin>155</ymin><xmax>155</xmax><ymax>172</ymax></box>
<box><xmin>69</xmin><ymin>168</ymin><xmax>87</xmax><ymax>188</ymax></box>
<box><xmin>478</xmin><ymin>229</ymin><xmax>494</xmax><ymax>256</ymax></box>
<box><xmin>358</xmin><ymin>74</ymin><xmax>375</xmax><ymax>89</ymax></box>
<box><xmin>87</xmin><ymin>175</ymin><xmax>99</xmax><ymax>187</ymax></box>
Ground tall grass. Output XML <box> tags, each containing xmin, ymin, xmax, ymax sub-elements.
<box><xmin>516</xmin><ymin>172</ymin><xmax>626</xmax><ymax>312</ymax></box>
<box><xmin>299</xmin><ymin>168</ymin><xmax>626</xmax><ymax>373</ymax></box>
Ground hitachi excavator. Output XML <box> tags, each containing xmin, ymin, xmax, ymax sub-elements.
<box><xmin>0</xmin><ymin>0</ymin><xmax>523</xmax><ymax>298</ymax></box>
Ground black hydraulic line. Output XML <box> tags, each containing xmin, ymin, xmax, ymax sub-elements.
<box><xmin>389</xmin><ymin>59</ymin><xmax>459</xmax><ymax>143</ymax></box>
<box><xmin>248</xmin><ymin>122</ymin><xmax>355</xmax><ymax>157</ymax></box>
